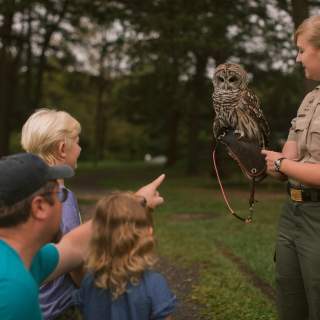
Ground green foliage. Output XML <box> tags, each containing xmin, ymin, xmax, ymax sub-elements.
<box><xmin>252</xmin><ymin>69</ymin><xmax>305</xmax><ymax>146</ymax></box>
<box><xmin>42</xmin><ymin>70</ymin><xmax>97</xmax><ymax>156</ymax></box>
<box><xmin>1</xmin><ymin>0</ymin><xmax>311</xmax><ymax>171</ymax></box>
<box><xmin>155</xmin><ymin>189</ymin><xmax>280</xmax><ymax>319</ymax></box>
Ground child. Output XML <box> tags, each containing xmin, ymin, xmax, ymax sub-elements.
<box><xmin>74</xmin><ymin>191</ymin><xmax>176</xmax><ymax>320</ymax></box>
<box><xmin>21</xmin><ymin>108</ymin><xmax>83</xmax><ymax>320</ymax></box>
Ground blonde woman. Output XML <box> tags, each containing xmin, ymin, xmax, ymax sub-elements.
<box><xmin>74</xmin><ymin>192</ymin><xmax>176</xmax><ymax>320</ymax></box>
<box><xmin>21</xmin><ymin>108</ymin><xmax>83</xmax><ymax>320</ymax></box>
<box><xmin>262</xmin><ymin>16</ymin><xmax>320</xmax><ymax>320</ymax></box>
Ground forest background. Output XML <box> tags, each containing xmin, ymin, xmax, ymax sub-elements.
<box><xmin>0</xmin><ymin>0</ymin><xmax>319</xmax><ymax>173</ymax></box>
<box><xmin>3</xmin><ymin>2</ymin><xmax>320</xmax><ymax>318</ymax></box>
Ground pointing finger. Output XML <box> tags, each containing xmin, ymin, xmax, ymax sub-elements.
<box><xmin>149</xmin><ymin>174</ymin><xmax>166</xmax><ymax>188</ymax></box>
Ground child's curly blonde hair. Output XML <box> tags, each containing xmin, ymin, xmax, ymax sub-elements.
<box><xmin>86</xmin><ymin>191</ymin><xmax>157</xmax><ymax>300</ymax></box>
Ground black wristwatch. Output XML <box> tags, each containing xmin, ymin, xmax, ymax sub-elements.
<box><xmin>274</xmin><ymin>157</ymin><xmax>286</xmax><ymax>173</ymax></box>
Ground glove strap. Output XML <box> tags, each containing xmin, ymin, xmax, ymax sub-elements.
<box><xmin>212</xmin><ymin>146</ymin><xmax>253</xmax><ymax>224</ymax></box>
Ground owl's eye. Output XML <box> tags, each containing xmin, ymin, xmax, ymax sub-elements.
<box><xmin>218</xmin><ymin>76</ymin><xmax>225</xmax><ymax>82</ymax></box>
<box><xmin>229</xmin><ymin>76</ymin><xmax>238</xmax><ymax>82</ymax></box>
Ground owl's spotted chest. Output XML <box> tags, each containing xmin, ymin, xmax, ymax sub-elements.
<box><xmin>213</xmin><ymin>89</ymin><xmax>242</xmax><ymax>113</ymax></box>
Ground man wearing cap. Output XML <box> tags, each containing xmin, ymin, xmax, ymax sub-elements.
<box><xmin>0</xmin><ymin>153</ymin><xmax>165</xmax><ymax>320</ymax></box>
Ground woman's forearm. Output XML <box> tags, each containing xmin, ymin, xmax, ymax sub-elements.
<box><xmin>280</xmin><ymin>159</ymin><xmax>320</xmax><ymax>187</ymax></box>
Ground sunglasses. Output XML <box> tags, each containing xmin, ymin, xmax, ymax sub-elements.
<box><xmin>42</xmin><ymin>188</ymin><xmax>69</xmax><ymax>203</ymax></box>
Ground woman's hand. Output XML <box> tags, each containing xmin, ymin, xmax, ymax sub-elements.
<box><xmin>261</xmin><ymin>150</ymin><xmax>284</xmax><ymax>173</ymax></box>
<box><xmin>261</xmin><ymin>141</ymin><xmax>298</xmax><ymax>180</ymax></box>
<box><xmin>261</xmin><ymin>150</ymin><xmax>288</xmax><ymax>180</ymax></box>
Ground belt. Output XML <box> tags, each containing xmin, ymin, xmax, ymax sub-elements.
<box><xmin>287</xmin><ymin>183</ymin><xmax>320</xmax><ymax>202</ymax></box>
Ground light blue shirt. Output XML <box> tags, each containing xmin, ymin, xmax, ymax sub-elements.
<box><xmin>40</xmin><ymin>187</ymin><xmax>81</xmax><ymax>320</ymax></box>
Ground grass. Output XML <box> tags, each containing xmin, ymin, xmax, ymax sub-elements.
<box><xmin>72</xmin><ymin>160</ymin><xmax>286</xmax><ymax>319</ymax></box>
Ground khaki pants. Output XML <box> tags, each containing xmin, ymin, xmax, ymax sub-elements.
<box><xmin>276</xmin><ymin>200</ymin><xmax>320</xmax><ymax>320</ymax></box>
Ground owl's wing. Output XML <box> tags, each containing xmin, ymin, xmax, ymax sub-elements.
<box><xmin>212</xmin><ymin>94</ymin><xmax>227</xmax><ymax>139</ymax></box>
<box><xmin>237</xmin><ymin>89</ymin><xmax>270</xmax><ymax>147</ymax></box>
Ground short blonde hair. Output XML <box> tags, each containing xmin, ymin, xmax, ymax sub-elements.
<box><xmin>21</xmin><ymin>108</ymin><xmax>81</xmax><ymax>165</ymax></box>
<box><xmin>294</xmin><ymin>15</ymin><xmax>320</xmax><ymax>47</ymax></box>
<box><xmin>86</xmin><ymin>191</ymin><xmax>156</xmax><ymax>300</ymax></box>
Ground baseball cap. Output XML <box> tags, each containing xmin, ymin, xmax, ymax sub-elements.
<box><xmin>0</xmin><ymin>153</ymin><xmax>74</xmax><ymax>206</ymax></box>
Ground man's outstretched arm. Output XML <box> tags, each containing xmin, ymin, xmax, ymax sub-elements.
<box><xmin>44</xmin><ymin>174</ymin><xmax>166</xmax><ymax>283</ymax></box>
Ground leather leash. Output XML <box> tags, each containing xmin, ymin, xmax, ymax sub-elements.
<box><xmin>212</xmin><ymin>145</ymin><xmax>254</xmax><ymax>224</ymax></box>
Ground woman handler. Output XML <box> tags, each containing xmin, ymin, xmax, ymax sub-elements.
<box><xmin>262</xmin><ymin>15</ymin><xmax>320</xmax><ymax>320</ymax></box>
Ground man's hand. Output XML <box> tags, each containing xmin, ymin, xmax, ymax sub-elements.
<box><xmin>136</xmin><ymin>174</ymin><xmax>165</xmax><ymax>209</ymax></box>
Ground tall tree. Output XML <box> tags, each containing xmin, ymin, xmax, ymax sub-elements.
<box><xmin>32</xmin><ymin>0</ymin><xmax>70</xmax><ymax>108</ymax></box>
<box><xmin>0</xmin><ymin>0</ymin><xmax>88</xmax><ymax>155</ymax></box>
<box><xmin>0</xmin><ymin>0</ymin><xmax>26</xmax><ymax>156</ymax></box>
<box><xmin>291</xmin><ymin>0</ymin><xmax>309</xmax><ymax>28</ymax></box>
<box><xmin>0</xmin><ymin>5</ymin><xmax>14</xmax><ymax>156</ymax></box>
<box><xmin>291</xmin><ymin>0</ymin><xmax>314</xmax><ymax>91</ymax></box>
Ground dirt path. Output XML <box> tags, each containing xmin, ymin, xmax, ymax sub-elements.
<box><xmin>156</xmin><ymin>258</ymin><xmax>210</xmax><ymax>320</ymax></box>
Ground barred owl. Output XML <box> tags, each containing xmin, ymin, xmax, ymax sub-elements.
<box><xmin>212</xmin><ymin>63</ymin><xmax>270</xmax><ymax>148</ymax></box>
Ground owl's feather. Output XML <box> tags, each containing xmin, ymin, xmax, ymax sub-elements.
<box><xmin>212</xmin><ymin>63</ymin><xmax>270</xmax><ymax>148</ymax></box>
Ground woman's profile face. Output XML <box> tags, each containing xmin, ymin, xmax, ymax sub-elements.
<box><xmin>296</xmin><ymin>32</ymin><xmax>320</xmax><ymax>81</ymax></box>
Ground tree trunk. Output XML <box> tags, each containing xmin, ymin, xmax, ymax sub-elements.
<box><xmin>186</xmin><ymin>54</ymin><xmax>208</xmax><ymax>175</ymax></box>
<box><xmin>165</xmin><ymin>67</ymin><xmax>180</xmax><ymax>167</ymax></box>
<box><xmin>33</xmin><ymin>27</ymin><xmax>51</xmax><ymax>108</ymax></box>
<box><xmin>33</xmin><ymin>0</ymin><xmax>69</xmax><ymax>108</ymax></box>
<box><xmin>166</xmin><ymin>109</ymin><xmax>180</xmax><ymax>167</ymax></box>
<box><xmin>24</xmin><ymin>6</ymin><xmax>33</xmax><ymax>113</ymax></box>
<box><xmin>94</xmin><ymin>78</ymin><xmax>108</xmax><ymax>161</ymax></box>
<box><xmin>94</xmin><ymin>44</ymin><xmax>108</xmax><ymax>161</ymax></box>
<box><xmin>290</xmin><ymin>0</ymin><xmax>315</xmax><ymax>92</ymax></box>
<box><xmin>291</xmin><ymin>0</ymin><xmax>309</xmax><ymax>29</ymax></box>
<box><xmin>0</xmin><ymin>9</ymin><xmax>14</xmax><ymax>156</ymax></box>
